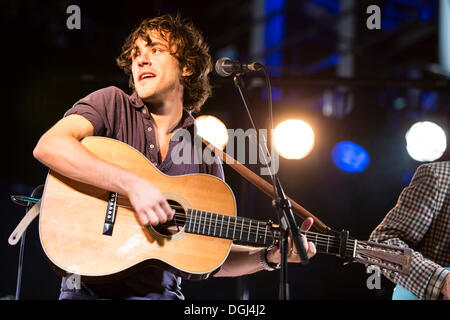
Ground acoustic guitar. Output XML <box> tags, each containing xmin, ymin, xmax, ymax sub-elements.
<box><xmin>39</xmin><ymin>136</ymin><xmax>412</xmax><ymax>282</ymax></box>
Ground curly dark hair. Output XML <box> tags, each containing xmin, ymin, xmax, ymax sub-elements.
<box><xmin>116</xmin><ymin>14</ymin><xmax>212</xmax><ymax>113</ymax></box>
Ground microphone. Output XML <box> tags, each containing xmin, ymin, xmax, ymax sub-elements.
<box><xmin>215</xmin><ymin>57</ymin><xmax>263</xmax><ymax>77</ymax></box>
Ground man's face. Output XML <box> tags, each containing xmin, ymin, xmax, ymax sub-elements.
<box><xmin>131</xmin><ymin>30</ymin><xmax>189</xmax><ymax>104</ymax></box>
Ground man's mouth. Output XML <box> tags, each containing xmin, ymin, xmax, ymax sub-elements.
<box><xmin>138</xmin><ymin>72</ymin><xmax>156</xmax><ymax>81</ymax></box>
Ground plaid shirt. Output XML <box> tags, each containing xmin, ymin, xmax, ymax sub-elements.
<box><xmin>369</xmin><ymin>162</ymin><xmax>450</xmax><ymax>300</ymax></box>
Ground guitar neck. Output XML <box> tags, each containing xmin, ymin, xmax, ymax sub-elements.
<box><xmin>184</xmin><ymin>209</ymin><xmax>353</xmax><ymax>257</ymax></box>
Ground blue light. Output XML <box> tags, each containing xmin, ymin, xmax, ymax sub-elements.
<box><xmin>332</xmin><ymin>141</ymin><xmax>370</xmax><ymax>173</ymax></box>
<box><xmin>264</xmin><ymin>0</ymin><xmax>285</xmax><ymax>64</ymax></box>
<box><xmin>312</xmin><ymin>0</ymin><xmax>340</xmax><ymax>14</ymax></box>
<box><xmin>305</xmin><ymin>53</ymin><xmax>340</xmax><ymax>74</ymax></box>
<box><xmin>262</xmin><ymin>0</ymin><xmax>285</xmax><ymax>102</ymax></box>
<box><xmin>402</xmin><ymin>170</ymin><xmax>414</xmax><ymax>184</ymax></box>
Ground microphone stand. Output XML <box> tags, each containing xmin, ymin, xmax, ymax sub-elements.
<box><xmin>232</xmin><ymin>73</ymin><xmax>308</xmax><ymax>300</ymax></box>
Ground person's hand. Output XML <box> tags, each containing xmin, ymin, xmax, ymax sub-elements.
<box><xmin>126</xmin><ymin>176</ymin><xmax>175</xmax><ymax>226</ymax></box>
<box><xmin>441</xmin><ymin>273</ymin><xmax>450</xmax><ymax>299</ymax></box>
<box><xmin>266</xmin><ymin>217</ymin><xmax>317</xmax><ymax>264</ymax></box>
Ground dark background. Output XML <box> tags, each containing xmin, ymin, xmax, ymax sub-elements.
<box><xmin>1</xmin><ymin>0</ymin><xmax>448</xmax><ymax>300</ymax></box>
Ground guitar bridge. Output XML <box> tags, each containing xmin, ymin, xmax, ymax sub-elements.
<box><xmin>103</xmin><ymin>192</ymin><xmax>118</xmax><ymax>236</ymax></box>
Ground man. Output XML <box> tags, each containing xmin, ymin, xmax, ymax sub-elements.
<box><xmin>33</xmin><ymin>14</ymin><xmax>316</xmax><ymax>300</ymax></box>
<box><xmin>369</xmin><ymin>161</ymin><xmax>449</xmax><ymax>300</ymax></box>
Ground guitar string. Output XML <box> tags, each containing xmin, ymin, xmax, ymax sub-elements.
<box><xmin>179</xmin><ymin>211</ymin><xmax>355</xmax><ymax>251</ymax></box>
<box><xmin>117</xmin><ymin>201</ymin><xmax>352</xmax><ymax>248</ymax></box>
<box><xmin>179</xmin><ymin>217</ymin><xmax>355</xmax><ymax>253</ymax></box>
<box><xmin>117</xmin><ymin>202</ymin><xmax>384</xmax><ymax>259</ymax></box>
<box><xmin>113</xmin><ymin>203</ymin><xmax>388</xmax><ymax>254</ymax></box>
<box><xmin>117</xmin><ymin>214</ymin><xmax>354</xmax><ymax>253</ymax></box>
<box><xmin>184</xmin><ymin>219</ymin><xmax>354</xmax><ymax>253</ymax></box>
<box><xmin>157</xmin><ymin>209</ymin><xmax>396</xmax><ymax>262</ymax></box>
<box><xmin>114</xmin><ymin>203</ymin><xmax>356</xmax><ymax>252</ymax></box>
<box><xmin>116</xmin><ymin>207</ymin><xmax>354</xmax><ymax>252</ymax></box>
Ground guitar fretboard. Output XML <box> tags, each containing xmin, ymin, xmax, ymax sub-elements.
<box><xmin>185</xmin><ymin>209</ymin><xmax>277</xmax><ymax>246</ymax></box>
<box><xmin>185</xmin><ymin>209</ymin><xmax>355</xmax><ymax>257</ymax></box>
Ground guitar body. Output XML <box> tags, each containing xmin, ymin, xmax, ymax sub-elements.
<box><xmin>392</xmin><ymin>267</ymin><xmax>450</xmax><ymax>300</ymax></box>
<box><xmin>39</xmin><ymin>136</ymin><xmax>236</xmax><ymax>282</ymax></box>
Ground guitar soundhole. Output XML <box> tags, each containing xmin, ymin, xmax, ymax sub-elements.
<box><xmin>152</xmin><ymin>200</ymin><xmax>186</xmax><ymax>236</ymax></box>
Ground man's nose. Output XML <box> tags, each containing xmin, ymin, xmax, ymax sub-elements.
<box><xmin>137</xmin><ymin>52</ymin><xmax>152</xmax><ymax>67</ymax></box>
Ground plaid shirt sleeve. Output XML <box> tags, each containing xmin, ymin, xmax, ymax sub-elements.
<box><xmin>369</xmin><ymin>164</ymin><xmax>448</xmax><ymax>300</ymax></box>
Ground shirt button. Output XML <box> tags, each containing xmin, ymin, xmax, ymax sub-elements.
<box><xmin>147</xmin><ymin>127</ymin><xmax>152</xmax><ymax>132</ymax></box>
<box><xmin>149</xmin><ymin>144</ymin><xmax>154</xmax><ymax>149</ymax></box>
<box><xmin>152</xmin><ymin>162</ymin><xmax>158</xmax><ymax>166</ymax></box>
<box><xmin>143</xmin><ymin>109</ymin><xmax>147</xmax><ymax>114</ymax></box>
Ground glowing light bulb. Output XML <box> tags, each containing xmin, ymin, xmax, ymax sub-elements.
<box><xmin>195</xmin><ymin>115</ymin><xmax>228</xmax><ymax>150</ymax></box>
<box><xmin>273</xmin><ymin>119</ymin><xmax>315</xmax><ymax>159</ymax></box>
<box><xmin>405</xmin><ymin>121</ymin><xmax>446</xmax><ymax>162</ymax></box>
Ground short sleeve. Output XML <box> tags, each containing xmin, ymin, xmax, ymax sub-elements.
<box><xmin>64</xmin><ymin>86</ymin><xmax>122</xmax><ymax>137</ymax></box>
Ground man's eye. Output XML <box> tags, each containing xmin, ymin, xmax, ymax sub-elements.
<box><xmin>152</xmin><ymin>48</ymin><xmax>162</xmax><ymax>54</ymax></box>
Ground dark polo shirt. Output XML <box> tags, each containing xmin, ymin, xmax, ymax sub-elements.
<box><xmin>59</xmin><ymin>86</ymin><xmax>224</xmax><ymax>300</ymax></box>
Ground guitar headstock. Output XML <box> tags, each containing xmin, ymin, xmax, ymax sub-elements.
<box><xmin>352</xmin><ymin>240</ymin><xmax>412</xmax><ymax>276</ymax></box>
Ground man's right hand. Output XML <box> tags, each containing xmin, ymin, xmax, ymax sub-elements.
<box><xmin>126</xmin><ymin>176</ymin><xmax>175</xmax><ymax>226</ymax></box>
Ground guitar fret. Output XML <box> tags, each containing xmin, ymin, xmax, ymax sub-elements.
<box><xmin>226</xmin><ymin>216</ymin><xmax>230</xmax><ymax>238</ymax></box>
<box><xmin>326</xmin><ymin>235</ymin><xmax>330</xmax><ymax>253</ymax></box>
<box><xmin>186</xmin><ymin>210</ymin><xmax>191</xmax><ymax>233</ymax></box>
<box><xmin>197</xmin><ymin>211</ymin><xmax>202</xmax><ymax>234</ymax></box>
<box><xmin>207</xmin><ymin>212</ymin><xmax>212</xmax><ymax>236</ymax></box>
<box><xmin>232</xmin><ymin>217</ymin><xmax>237</xmax><ymax>239</ymax></box>
<box><xmin>202</xmin><ymin>211</ymin><xmax>206</xmax><ymax>235</ymax></box>
<box><xmin>315</xmin><ymin>233</ymin><xmax>318</xmax><ymax>247</ymax></box>
<box><xmin>264</xmin><ymin>225</ymin><xmax>268</xmax><ymax>244</ymax></box>
<box><xmin>220</xmin><ymin>215</ymin><xmax>224</xmax><ymax>238</ymax></box>
<box><xmin>247</xmin><ymin>220</ymin><xmax>251</xmax><ymax>241</ymax></box>
<box><xmin>255</xmin><ymin>221</ymin><xmax>260</xmax><ymax>243</ymax></box>
<box><xmin>240</xmin><ymin>217</ymin><xmax>244</xmax><ymax>240</ymax></box>
<box><xmin>193</xmin><ymin>210</ymin><xmax>198</xmax><ymax>234</ymax></box>
<box><xmin>214</xmin><ymin>214</ymin><xmax>218</xmax><ymax>236</ymax></box>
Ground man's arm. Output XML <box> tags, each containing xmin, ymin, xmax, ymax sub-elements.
<box><xmin>369</xmin><ymin>163</ymin><xmax>449</xmax><ymax>300</ymax></box>
<box><xmin>34</xmin><ymin>114</ymin><xmax>174</xmax><ymax>226</ymax></box>
<box><xmin>214</xmin><ymin>218</ymin><xmax>316</xmax><ymax>277</ymax></box>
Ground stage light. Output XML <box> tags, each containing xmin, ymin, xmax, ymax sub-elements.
<box><xmin>332</xmin><ymin>141</ymin><xmax>370</xmax><ymax>173</ymax></box>
<box><xmin>195</xmin><ymin>115</ymin><xmax>229</xmax><ymax>150</ymax></box>
<box><xmin>273</xmin><ymin>119</ymin><xmax>315</xmax><ymax>159</ymax></box>
<box><xmin>405</xmin><ymin>121</ymin><xmax>447</xmax><ymax>162</ymax></box>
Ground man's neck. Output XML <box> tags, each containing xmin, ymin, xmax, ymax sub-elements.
<box><xmin>145</xmin><ymin>99</ymin><xmax>184</xmax><ymax>134</ymax></box>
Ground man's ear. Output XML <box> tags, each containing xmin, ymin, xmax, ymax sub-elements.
<box><xmin>182</xmin><ymin>66</ymin><xmax>193</xmax><ymax>77</ymax></box>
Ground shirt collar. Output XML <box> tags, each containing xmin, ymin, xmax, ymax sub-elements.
<box><xmin>130</xmin><ymin>91</ymin><xmax>195</xmax><ymax>131</ymax></box>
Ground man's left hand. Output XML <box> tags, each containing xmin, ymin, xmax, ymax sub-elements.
<box><xmin>266</xmin><ymin>217</ymin><xmax>317</xmax><ymax>264</ymax></box>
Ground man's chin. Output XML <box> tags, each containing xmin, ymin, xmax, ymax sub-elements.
<box><xmin>135</xmin><ymin>88</ymin><xmax>154</xmax><ymax>101</ymax></box>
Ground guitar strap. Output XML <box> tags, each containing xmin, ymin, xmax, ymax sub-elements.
<box><xmin>199</xmin><ymin>137</ymin><xmax>331</xmax><ymax>233</ymax></box>
<box><xmin>8</xmin><ymin>200</ymin><xmax>41</xmax><ymax>246</ymax></box>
